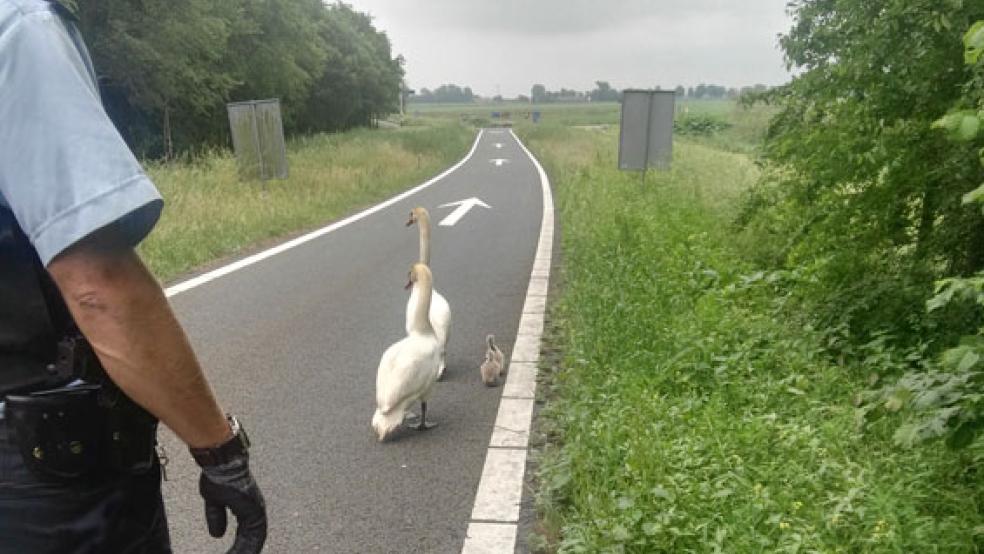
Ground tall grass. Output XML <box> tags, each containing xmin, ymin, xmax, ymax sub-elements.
<box><xmin>139</xmin><ymin>125</ymin><xmax>472</xmax><ymax>281</ymax></box>
<box><xmin>523</xmin><ymin>125</ymin><xmax>984</xmax><ymax>552</ymax></box>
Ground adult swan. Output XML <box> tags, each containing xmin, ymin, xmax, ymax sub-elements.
<box><xmin>372</xmin><ymin>263</ymin><xmax>442</xmax><ymax>441</ymax></box>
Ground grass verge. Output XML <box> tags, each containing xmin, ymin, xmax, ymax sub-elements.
<box><xmin>521</xmin><ymin>125</ymin><xmax>984</xmax><ymax>552</ymax></box>
<box><xmin>139</xmin><ymin>124</ymin><xmax>473</xmax><ymax>282</ymax></box>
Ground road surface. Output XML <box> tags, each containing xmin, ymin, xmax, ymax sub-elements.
<box><xmin>159</xmin><ymin>128</ymin><xmax>548</xmax><ymax>553</ymax></box>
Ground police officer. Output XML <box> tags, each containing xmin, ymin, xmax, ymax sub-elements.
<box><xmin>0</xmin><ymin>1</ymin><xmax>267</xmax><ymax>552</ymax></box>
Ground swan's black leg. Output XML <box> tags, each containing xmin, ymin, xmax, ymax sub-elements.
<box><xmin>416</xmin><ymin>401</ymin><xmax>437</xmax><ymax>430</ymax></box>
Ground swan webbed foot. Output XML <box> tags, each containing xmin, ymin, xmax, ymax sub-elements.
<box><xmin>416</xmin><ymin>420</ymin><xmax>438</xmax><ymax>431</ymax></box>
<box><xmin>415</xmin><ymin>402</ymin><xmax>437</xmax><ymax>431</ymax></box>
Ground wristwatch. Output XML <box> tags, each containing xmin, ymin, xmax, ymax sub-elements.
<box><xmin>190</xmin><ymin>414</ymin><xmax>251</xmax><ymax>466</ymax></box>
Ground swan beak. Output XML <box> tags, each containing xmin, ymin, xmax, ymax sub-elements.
<box><xmin>404</xmin><ymin>278</ymin><xmax>413</xmax><ymax>290</ymax></box>
<box><xmin>405</xmin><ymin>218</ymin><xmax>414</xmax><ymax>227</ymax></box>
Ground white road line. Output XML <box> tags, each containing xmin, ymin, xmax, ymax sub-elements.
<box><xmin>501</xmin><ymin>362</ymin><xmax>536</xmax><ymax>399</ymax></box>
<box><xmin>164</xmin><ymin>130</ymin><xmax>485</xmax><ymax>298</ymax></box>
<box><xmin>516</xmin><ymin>312</ymin><xmax>545</xmax><ymax>337</ymax></box>
<box><xmin>469</xmin><ymin>448</ymin><xmax>528</xmax><ymax>522</ymax></box>
<box><xmin>521</xmin><ymin>295</ymin><xmax>547</xmax><ymax>315</ymax></box>
<box><xmin>490</xmin><ymin>398</ymin><xmax>535</xmax><ymax>448</ymax></box>
<box><xmin>462</xmin><ymin>523</ymin><xmax>517</xmax><ymax>554</ymax></box>
<box><xmin>462</xmin><ymin>129</ymin><xmax>554</xmax><ymax>553</ymax></box>
<box><xmin>438</xmin><ymin>197</ymin><xmax>492</xmax><ymax>227</ymax></box>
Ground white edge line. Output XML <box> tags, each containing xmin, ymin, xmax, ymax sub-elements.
<box><xmin>163</xmin><ymin>129</ymin><xmax>485</xmax><ymax>298</ymax></box>
<box><xmin>462</xmin><ymin>129</ymin><xmax>553</xmax><ymax>553</ymax></box>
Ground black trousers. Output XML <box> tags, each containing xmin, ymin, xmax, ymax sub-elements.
<box><xmin>0</xmin><ymin>420</ymin><xmax>172</xmax><ymax>553</ymax></box>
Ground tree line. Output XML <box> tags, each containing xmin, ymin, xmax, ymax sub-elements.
<box><xmin>528</xmin><ymin>82</ymin><xmax>769</xmax><ymax>104</ymax></box>
<box><xmin>407</xmin><ymin>81</ymin><xmax>772</xmax><ymax>106</ymax></box>
<box><xmin>413</xmin><ymin>84</ymin><xmax>476</xmax><ymax>103</ymax></box>
<box><xmin>740</xmin><ymin>1</ymin><xmax>984</xmax><ymax>449</ymax></box>
<box><xmin>66</xmin><ymin>0</ymin><xmax>404</xmax><ymax>158</ymax></box>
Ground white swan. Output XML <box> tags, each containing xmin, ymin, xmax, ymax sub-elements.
<box><xmin>372</xmin><ymin>263</ymin><xmax>442</xmax><ymax>441</ymax></box>
<box><xmin>406</xmin><ymin>207</ymin><xmax>451</xmax><ymax>379</ymax></box>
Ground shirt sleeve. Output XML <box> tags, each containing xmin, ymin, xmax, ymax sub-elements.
<box><xmin>0</xmin><ymin>4</ymin><xmax>162</xmax><ymax>266</ymax></box>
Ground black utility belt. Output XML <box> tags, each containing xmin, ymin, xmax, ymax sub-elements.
<box><xmin>4</xmin><ymin>384</ymin><xmax>158</xmax><ymax>481</ymax></box>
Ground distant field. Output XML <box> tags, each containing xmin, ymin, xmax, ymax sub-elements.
<box><xmin>406</xmin><ymin>101</ymin><xmax>621</xmax><ymax>127</ymax></box>
<box><xmin>407</xmin><ymin>99</ymin><xmax>774</xmax><ymax>154</ymax></box>
<box><xmin>408</xmin><ymin>98</ymin><xmax>739</xmax><ymax>123</ymax></box>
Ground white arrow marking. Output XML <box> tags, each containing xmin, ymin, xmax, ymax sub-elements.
<box><xmin>495</xmin><ymin>143</ymin><xmax>503</xmax><ymax>149</ymax></box>
<box><xmin>490</xmin><ymin>158</ymin><xmax>509</xmax><ymax>166</ymax></box>
<box><xmin>438</xmin><ymin>197</ymin><xmax>492</xmax><ymax>227</ymax></box>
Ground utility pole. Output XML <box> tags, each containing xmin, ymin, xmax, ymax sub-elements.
<box><xmin>399</xmin><ymin>84</ymin><xmax>414</xmax><ymax>116</ymax></box>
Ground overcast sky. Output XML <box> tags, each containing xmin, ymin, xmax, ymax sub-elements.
<box><xmin>345</xmin><ymin>0</ymin><xmax>795</xmax><ymax>97</ymax></box>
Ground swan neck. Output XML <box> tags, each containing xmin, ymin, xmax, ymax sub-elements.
<box><xmin>411</xmin><ymin>272</ymin><xmax>433</xmax><ymax>334</ymax></box>
<box><xmin>418</xmin><ymin>212</ymin><xmax>431</xmax><ymax>265</ymax></box>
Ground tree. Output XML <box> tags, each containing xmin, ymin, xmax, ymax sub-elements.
<box><xmin>223</xmin><ymin>0</ymin><xmax>328</xmax><ymax>133</ymax></box>
<box><xmin>76</xmin><ymin>0</ymin><xmax>404</xmax><ymax>155</ymax></box>
<box><xmin>78</xmin><ymin>0</ymin><xmax>238</xmax><ymax>156</ymax></box>
<box><xmin>410</xmin><ymin>84</ymin><xmax>475</xmax><ymax>103</ymax></box>
<box><xmin>859</xmin><ymin>21</ymin><xmax>984</xmax><ymax>450</ymax></box>
<box><xmin>589</xmin><ymin>81</ymin><xmax>619</xmax><ymax>102</ymax></box>
<box><xmin>297</xmin><ymin>2</ymin><xmax>403</xmax><ymax>131</ymax></box>
<box><xmin>741</xmin><ymin>0</ymin><xmax>984</xmax><ymax>341</ymax></box>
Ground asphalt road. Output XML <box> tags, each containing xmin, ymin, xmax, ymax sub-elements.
<box><xmin>159</xmin><ymin>128</ymin><xmax>544</xmax><ymax>553</ymax></box>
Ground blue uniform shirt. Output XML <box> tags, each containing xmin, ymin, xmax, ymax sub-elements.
<box><xmin>0</xmin><ymin>0</ymin><xmax>163</xmax><ymax>418</ymax></box>
<box><xmin>0</xmin><ymin>0</ymin><xmax>162</xmax><ymax>266</ymax></box>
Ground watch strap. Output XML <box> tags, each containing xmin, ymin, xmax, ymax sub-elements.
<box><xmin>190</xmin><ymin>415</ymin><xmax>250</xmax><ymax>466</ymax></box>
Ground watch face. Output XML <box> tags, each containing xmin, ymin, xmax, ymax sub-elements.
<box><xmin>228</xmin><ymin>415</ymin><xmax>241</xmax><ymax>436</ymax></box>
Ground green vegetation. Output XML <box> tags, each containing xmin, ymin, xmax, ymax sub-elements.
<box><xmin>877</xmin><ymin>17</ymin><xmax>984</xmax><ymax>451</ymax></box>
<box><xmin>139</xmin><ymin>124</ymin><xmax>472</xmax><ymax>281</ymax></box>
<box><xmin>75</xmin><ymin>0</ymin><xmax>404</xmax><ymax>157</ymax></box>
<box><xmin>523</xmin><ymin>2</ymin><xmax>984</xmax><ymax>552</ymax></box>
<box><xmin>740</xmin><ymin>3</ymin><xmax>984</xmax><ymax>450</ymax></box>
<box><xmin>672</xmin><ymin>113</ymin><xmax>731</xmax><ymax>137</ymax></box>
<box><xmin>523</xmin><ymin>124</ymin><xmax>984</xmax><ymax>553</ymax></box>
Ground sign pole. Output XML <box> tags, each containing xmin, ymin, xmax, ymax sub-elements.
<box><xmin>642</xmin><ymin>92</ymin><xmax>655</xmax><ymax>183</ymax></box>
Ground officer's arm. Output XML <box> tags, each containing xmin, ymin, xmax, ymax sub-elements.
<box><xmin>47</xmin><ymin>227</ymin><xmax>232</xmax><ymax>450</ymax></box>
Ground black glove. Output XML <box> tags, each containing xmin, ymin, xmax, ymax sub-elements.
<box><xmin>199</xmin><ymin>455</ymin><xmax>267</xmax><ymax>554</ymax></box>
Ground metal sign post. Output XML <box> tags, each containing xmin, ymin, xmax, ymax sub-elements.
<box><xmin>618</xmin><ymin>90</ymin><xmax>675</xmax><ymax>178</ymax></box>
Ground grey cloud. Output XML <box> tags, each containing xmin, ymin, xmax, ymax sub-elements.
<box><xmin>352</xmin><ymin>0</ymin><xmax>793</xmax><ymax>96</ymax></box>
<box><xmin>372</xmin><ymin>0</ymin><xmax>785</xmax><ymax>35</ymax></box>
